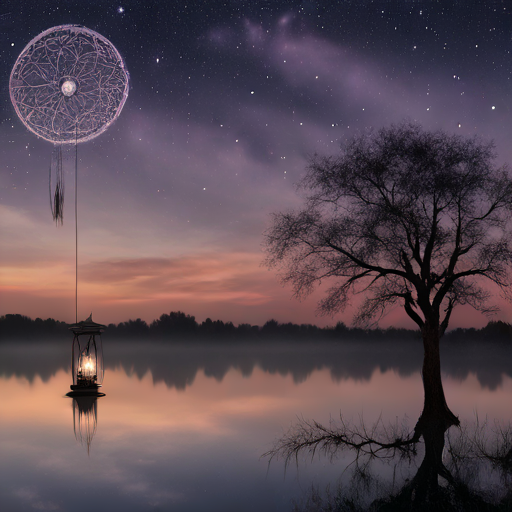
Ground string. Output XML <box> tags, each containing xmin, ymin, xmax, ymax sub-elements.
<box><xmin>75</xmin><ymin>128</ymin><xmax>78</xmax><ymax>324</ymax></box>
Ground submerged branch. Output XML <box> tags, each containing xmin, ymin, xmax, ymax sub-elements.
<box><xmin>263</xmin><ymin>415</ymin><xmax>418</xmax><ymax>469</ymax></box>
<box><xmin>447</xmin><ymin>415</ymin><xmax>512</xmax><ymax>474</ymax></box>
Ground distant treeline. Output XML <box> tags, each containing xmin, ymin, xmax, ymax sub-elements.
<box><xmin>1</xmin><ymin>311</ymin><xmax>512</xmax><ymax>343</ymax></box>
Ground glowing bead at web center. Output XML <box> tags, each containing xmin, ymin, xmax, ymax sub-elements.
<box><xmin>61</xmin><ymin>79</ymin><xmax>77</xmax><ymax>97</ymax></box>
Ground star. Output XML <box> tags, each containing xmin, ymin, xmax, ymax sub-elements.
<box><xmin>117</xmin><ymin>6</ymin><xmax>124</xmax><ymax>14</ymax></box>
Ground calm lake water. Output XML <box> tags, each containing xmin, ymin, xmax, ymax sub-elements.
<box><xmin>1</xmin><ymin>339</ymin><xmax>512</xmax><ymax>511</ymax></box>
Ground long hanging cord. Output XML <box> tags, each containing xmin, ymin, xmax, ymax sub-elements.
<box><xmin>75</xmin><ymin>128</ymin><xmax>78</xmax><ymax>323</ymax></box>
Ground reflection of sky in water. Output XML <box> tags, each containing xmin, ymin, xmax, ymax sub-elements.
<box><xmin>1</xmin><ymin>342</ymin><xmax>512</xmax><ymax>510</ymax></box>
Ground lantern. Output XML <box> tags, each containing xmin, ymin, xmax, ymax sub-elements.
<box><xmin>67</xmin><ymin>314</ymin><xmax>106</xmax><ymax>396</ymax></box>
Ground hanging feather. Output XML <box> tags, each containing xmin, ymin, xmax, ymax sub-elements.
<box><xmin>49</xmin><ymin>144</ymin><xmax>64</xmax><ymax>224</ymax></box>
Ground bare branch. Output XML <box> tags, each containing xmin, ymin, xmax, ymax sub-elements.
<box><xmin>263</xmin><ymin>415</ymin><xmax>418</xmax><ymax>470</ymax></box>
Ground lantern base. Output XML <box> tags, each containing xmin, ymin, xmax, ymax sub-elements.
<box><xmin>66</xmin><ymin>384</ymin><xmax>105</xmax><ymax>397</ymax></box>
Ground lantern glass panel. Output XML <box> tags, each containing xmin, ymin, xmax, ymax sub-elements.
<box><xmin>72</xmin><ymin>334</ymin><xmax>104</xmax><ymax>387</ymax></box>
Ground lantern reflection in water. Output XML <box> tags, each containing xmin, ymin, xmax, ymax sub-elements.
<box><xmin>67</xmin><ymin>314</ymin><xmax>106</xmax><ymax>396</ymax></box>
<box><xmin>72</xmin><ymin>395</ymin><xmax>101</xmax><ymax>454</ymax></box>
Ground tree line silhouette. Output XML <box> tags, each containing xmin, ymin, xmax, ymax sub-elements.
<box><xmin>1</xmin><ymin>311</ymin><xmax>512</xmax><ymax>344</ymax></box>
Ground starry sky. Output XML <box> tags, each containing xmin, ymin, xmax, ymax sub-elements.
<box><xmin>1</xmin><ymin>0</ymin><xmax>512</xmax><ymax>328</ymax></box>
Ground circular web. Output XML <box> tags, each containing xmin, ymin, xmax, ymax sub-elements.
<box><xmin>10</xmin><ymin>25</ymin><xmax>129</xmax><ymax>144</ymax></box>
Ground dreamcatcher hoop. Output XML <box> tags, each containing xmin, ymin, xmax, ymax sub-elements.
<box><xmin>9</xmin><ymin>24</ymin><xmax>129</xmax><ymax>144</ymax></box>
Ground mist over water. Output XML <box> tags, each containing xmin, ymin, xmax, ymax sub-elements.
<box><xmin>1</xmin><ymin>338</ymin><xmax>509</xmax><ymax>390</ymax></box>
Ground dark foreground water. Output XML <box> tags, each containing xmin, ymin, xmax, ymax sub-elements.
<box><xmin>1</xmin><ymin>339</ymin><xmax>511</xmax><ymax>511</ymax></box>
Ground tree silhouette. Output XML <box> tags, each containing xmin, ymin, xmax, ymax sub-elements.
<box><xmin>264</xmin><ymin>123</ymin><xmax>512</xmax><ymax>433</ymax></box>
<box><xmin>149</xmin><ymin>311</ymin><xmax>197</xmax><ymax>338</ymax></box>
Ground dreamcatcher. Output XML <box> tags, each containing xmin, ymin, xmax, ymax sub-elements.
<box><xmin>9</xmin><ymin>24</ymin><xmax>129</xmax><ymax>223</ymax></box>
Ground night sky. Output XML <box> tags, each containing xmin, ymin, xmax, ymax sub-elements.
<box><xmin>1</xmin><ymin>0</ymin><xmax>512</xmax><ymax>328</ymax></box>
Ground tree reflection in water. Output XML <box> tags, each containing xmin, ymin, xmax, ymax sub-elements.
<box><xmin>72</xmin><ymin>396</ymin><xmax>100</xmax><ymax>454</ymax></box>
<box><xmin>266</xmin><ymin>414</ymin><xmax>512</xmax><ymax>511</ymax></box>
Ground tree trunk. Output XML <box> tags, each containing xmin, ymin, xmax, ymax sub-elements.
<box><xmin>389</xmin><ymin>420</ymin><xmax>458</xmax><ymax>510</ymax></box>
<box><xmin>415</xmin><ymin>320</ymin><xmax>459</xmax><ymax>438</ymax></box>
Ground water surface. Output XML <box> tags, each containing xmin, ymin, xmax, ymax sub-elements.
<box><xmin>1</xmin><ymin>339</ymin><xmax>511</xmax><ymax>511</ymax></box>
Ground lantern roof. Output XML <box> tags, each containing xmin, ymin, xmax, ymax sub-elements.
<box><xmin>69</xmin><ymin>313</ymin><xmax>106</xmax><ymax>335</ymax></box>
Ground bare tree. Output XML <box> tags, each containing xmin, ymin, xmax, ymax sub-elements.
<box><xmin>264</xmin><ymin>123</ymin><xmax>512</xmax><ymax>432</ymax></box>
